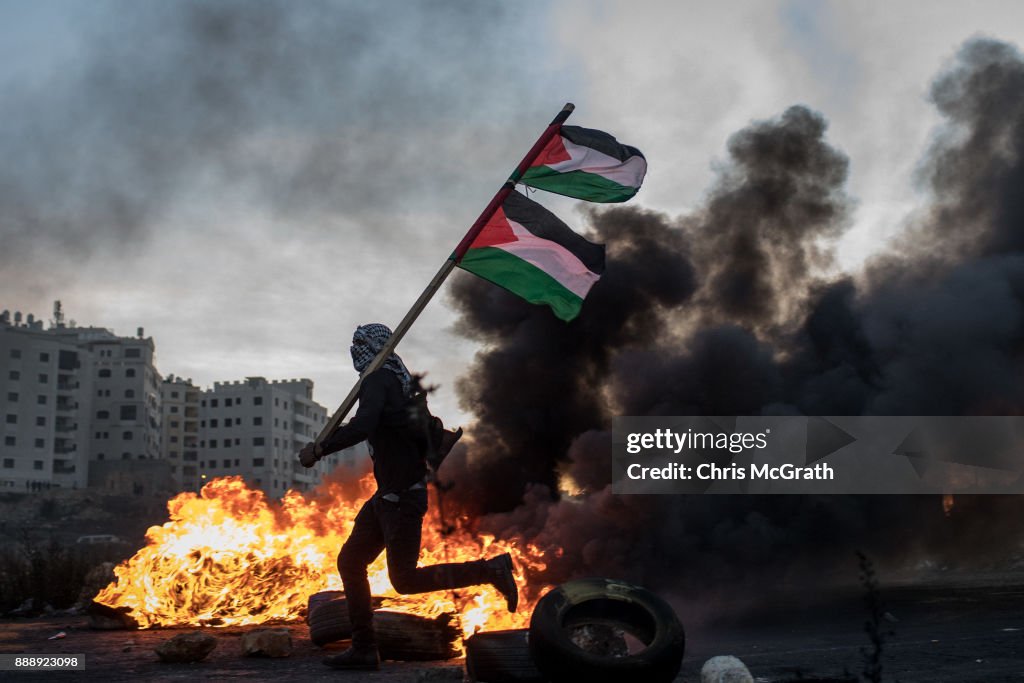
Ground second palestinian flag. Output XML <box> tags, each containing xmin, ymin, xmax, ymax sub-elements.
<box><xmin>457</xmin><ymin>191</ymin><xmax>605</xmax><ymax>321</ymax></box>
<box><xmin>520</xmin><ymin>125</ymin><xmax>646</xmax><ymax>202</ymax></box>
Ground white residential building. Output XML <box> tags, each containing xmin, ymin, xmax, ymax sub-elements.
<box><xmin>161</xmin><ymin>375</ymin><xmax>201</xmax><ymax>492</ymax></box>
<box><xmin>198</xmin><ymin>377</ymin><xmax>359</xmax><ymax>499</ymax></box>
<box><xmin>3</xmin><ymin>304</ymin><xmax>360</xmax><ymax>498</ymax></box>
<box><xmin>1</xmin><ymin>307</ymin><xmax>161</xmax><ymax>491</ymax></box>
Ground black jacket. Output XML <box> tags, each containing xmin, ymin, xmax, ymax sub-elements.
<box><xmin>320</xmin><ymin>369</ymin><xmax>426</xmax><ymax>494</ymax></box>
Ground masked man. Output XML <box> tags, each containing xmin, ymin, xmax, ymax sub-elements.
<box><xmin>299</xmin><ymin>323</ymin><xmax>517</xmax><ymax>671</ymax></box>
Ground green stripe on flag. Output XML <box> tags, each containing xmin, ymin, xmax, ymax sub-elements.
<box><xmin>519</xmin><ymin>168</ymin><xmax>638</xmax><ymax>203</ymax></box>
<box><xmin>458</xmin><ymin>247</ymin><xmax>585</xmax><ymax>321</ymax></box>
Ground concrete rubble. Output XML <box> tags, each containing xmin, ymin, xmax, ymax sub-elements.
<box><xmin>240</xmin><ymin>627</ymin><xmax>293</xmax><ymax>658</ymax></box>
<box><xmin>153</xmin><ymin>631</ymin><xmax>217</xmax><ymax>663</ymax></box>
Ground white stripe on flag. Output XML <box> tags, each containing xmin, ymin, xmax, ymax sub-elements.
<box><xmin>498</xmin><ymin>220</ymin><xmax>601</xmax><ymax>299</ymax></box>
<box><xmin>543</xmin><ymin>138</ymin><xmax>646</xmax><ymax>187</ymax></box>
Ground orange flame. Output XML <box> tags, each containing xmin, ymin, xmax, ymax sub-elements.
<box><xmin>942</xmin><ymin>493</ymin><xmax>955</xmax><ymax>517</ymax></box>
<box><xmin>94</xmin><ymin>475</ymin><xmax>551</xmax><ymax>640</ymax></box>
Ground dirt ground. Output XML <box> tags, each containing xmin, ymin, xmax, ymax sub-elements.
<box><xmin>0</xmin><ymin>616</ymin><xmax>467</xmax><ymax>682</ymax></box>
<box><xmin>1</xmin><ymin>572</ymin><xmax>1023</xmax><ymax>682</ymax></box>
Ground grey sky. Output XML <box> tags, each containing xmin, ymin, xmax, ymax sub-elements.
<box><xmin>3</xmin><ymin>0</ymin><xmax>1023</xmax><ymax>423</ymax></box>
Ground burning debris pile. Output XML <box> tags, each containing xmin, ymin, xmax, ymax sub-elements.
<box><xmin>94</xmin><ymin>475</ymin><xmax>548</xmax><ymax>637</ymax></box>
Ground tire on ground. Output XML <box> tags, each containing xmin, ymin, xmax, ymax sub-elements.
<box><xmin>528</xmin><ymin>578</ymin><xmax>685</xmax><ymax>683</ymax></box>
<box><xmin>307</xmin><ymin>598</ymin><xmax>353</xmax><ymax>646</ymax></box>
<box><xmin>464</xmin><ymin>629</ymin><xmax>546</xmax><ymax>683</ymax></box>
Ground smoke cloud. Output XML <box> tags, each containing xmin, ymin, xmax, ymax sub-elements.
<box><xmin>442</xmin><ymin>37</ymin><xmax>1024</xmax><ymax>595</ymax></box>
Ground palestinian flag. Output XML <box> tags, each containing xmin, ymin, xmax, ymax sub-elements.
<box><xmin>457</xmin><ymin>191</ymin><xmax>605</xmax><ymax>321</ymax></box>
<box><xmin>520</xmin><ymin>125</ymin><xmax>646</xmax><ymax>202</ymax></box>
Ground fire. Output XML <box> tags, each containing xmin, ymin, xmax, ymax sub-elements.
<box><xmin>94</xmin><ymin>474</ymin><xmax>551</xmax><ymax>640</ymax></box>
<box><xmin>943</xmin><ymin>493</ymin><xmax>955</xmax><ymax>517</ymax></box>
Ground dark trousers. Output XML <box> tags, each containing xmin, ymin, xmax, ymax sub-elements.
<box><xmin>337</xmin><ymin>488</ymin><xmax>488</xmax><ymax>647</ymax></box>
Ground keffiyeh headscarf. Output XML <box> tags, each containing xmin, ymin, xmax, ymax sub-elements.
<box><xmin>351</xmin><ymin>323</ymin><xmax>413</xmax><ymax>396</ymax></box>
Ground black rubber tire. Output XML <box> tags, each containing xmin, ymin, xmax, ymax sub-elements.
<box><xmin>308</xmin><ymin>598</ymin><xmax>353</xmax><ymax>646</ymax></box>
<box><xmin>464</xmin><ymin>629</ymin><xmax>546</xmax><ymax>683</ymax></box>
<box><xmin>528</xmin><ymin>578</ymin><xmax>685</xmax><ymax>683</ymax></box>
<box><xmin>306</xmin><ymin>590</ymin><xmax>343</xmax><ymax>624</ymax></box>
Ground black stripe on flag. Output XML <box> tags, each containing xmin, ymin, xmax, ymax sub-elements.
<box><xmin>560</xmin><ymin>125</ymin><xmax>646</xmax><ymax>163</ymax></box>
<box><xmin>502</xmin><ymin>191</ymin><xmax>605</xmax><ymax>275</ymax></box>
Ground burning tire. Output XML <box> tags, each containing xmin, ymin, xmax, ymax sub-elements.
<box><xmin>528</xmin><ymin>578</ymin><xmax>685</xmax><ymax>683</ymax></box>
<box><xmin>464</xmin><ymin>629</ymin><xmax>545</xmax><ymax>683</ymax></box>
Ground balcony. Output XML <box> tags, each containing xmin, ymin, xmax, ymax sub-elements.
<box><xmin>54</xmin><ymin>440</ymin><xmax>76</xmax><ymax>454</ymax></box>
<box><xmin>56</xmin><ymin>399</ymin><xmax>76</xmax><ymax>412</ymax></box>
<box><xmin>53</xmin><ymin>460</ymin><xmax>76</xmax><ymax>475</ymax></box>
<box><xmin>55</xmin><ymin>419</ymin><xmax>77</xmax><ymax>433</ymax></box>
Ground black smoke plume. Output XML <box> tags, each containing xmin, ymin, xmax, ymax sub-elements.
<box><xmin>442</xmin><ymin>37</ymin><xmax>1024</xmax><ymax>596</ymax></box>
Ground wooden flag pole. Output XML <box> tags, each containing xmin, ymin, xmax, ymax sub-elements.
<box><xmin>314</xmin><ymin>102</ymin><xmax>575</xmax><ymax>446</ymax></box>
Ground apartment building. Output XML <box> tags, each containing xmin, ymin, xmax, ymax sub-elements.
<box><xmin>3</xmin><ymin>304</ymin><xmax>360</xmax><ymax>498</ymax></box>
<box><xmin>0</xmin><ymin>312</ymin><xmax>93</xmax><ymax>490</ymax></box>
<box><xmin>198</xmin><ymin>377</ymin><xmax>358</xmax><ymax>499</ymax></box>
<box><xmin>1</xmin><ymin>306</ymin><xmax>161</xmax><ymax>490</ymax></box>
<box><xmin>161</xmin><ymin>375</ymin><xmax>201</xmax><ymax>492</ymax></box>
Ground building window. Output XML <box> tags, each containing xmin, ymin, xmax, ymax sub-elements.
<box><xmin>170</xmin><ymin>421</ymin><xmax>179</xmax><ymax>428</ymax></box>
<box><xmin>211</xmin><ymin>419</ymin><xmax>218</xmax><ymax>428</ymax></box>
<box><xmin>210</xmin><ymin>440</ymin><xmax>218</xmax><ymax>448</ymax></box>
<box><xmin>253</xmin><ymin>437</ymin><xmax>265</xmax><ymax>446</ymax></box>
<box><xmin>34</xmin><ymin>438</ymin><xmax>44</xmax><ymax>448</ymax></box>
<box><xmin>125</xmin><ymin>348</ymin><xmax>141</xmax><ymax>358</ymax></box>
<box><xmin>254</xmin><ymin>417</ymin><xmax>262</xmax><ymax>426</ymax></box>
<box><xmin>123</xmin><ymin>431</ymin><xmax>133</xmax><ymax>440</ymax></box>
<box><xmin>5</xmin><ymin>414</ymin><xmax>16</xmax><ymax>424</ymax></box>
<box><xmin>126</xmin><ymin>369</ymin><xmax>136</xmax><ymax>378</ymax></box>
<box><xmin>170</xmin><ymin>436</ymin><xmax>179</xmax><ymax>444</ymax></box>
<box><xmin>170</xmin><ymin>406</ymin><xmax>179</xmax><ymax>414</ymax></box>
<box><xmin>98</xmin><ymin>369</ymin><xmax>111</xmax><ymax>378</ymax></box>
<box><xmin>124</xmin><ymin>389</ymin><xmax>135</xmax><ymax>398</ymax></box>
<box><xmin>97</xmin><ymin>453</ymin><xmax>105</xmax><ymax>460</ymax></box>
<box><xmin>121</xmin><ymin>453</ymin><xmax>131</xmax><ymax>460</ymax></box>
<box><xmin>120</xmin><ymin>406</ymin><xmax>137</xmax><ymax>420</ymax></box>
<box><xmin>234</xmin><ymin>459</ymin><xmax>239</xmax><ymax>466</ymax></box>
<box><xmin>38</xmin><ymin>374</ymin><xmax>48</xmax><ymax>384</ymax></box>
<box><xmin>39</xmin><ymin>352</ymin><xmax>49</xmax><ymax>362</ymax></box>
<box><xmin>226</xmin><ymin>398</ymin><xmax>233</xmax><ymax>407</ymax></box>
<box><xmin>10</xmin><ymin>349</ymin><xmax>21</xmax><ymax>359</ymax></box>
<box><xmin>8</xmin><ymin>370</ymin><xmax>19</xmax><ymax>381</ymax></box>
<box><xmin>2</xmin><ymin>458</ymin><xmax>12</xmax><ymax>468</ymax></box>
<box><xmin>211</xmin><ymin>399</ymin><xmax>219</xmax><ymax>408</ymax></box>
<box><xmin>36</xmin><ymin>395</ymin><xmax>46</xmax><ymax>405</ymax></box>
<box><xmin>6</xmin><ymin>392</ymin><xmax>17</xmax><ymax>402</ymax></box>
<box><xmin>171</xmin><ymin>391</ymin><xmax>180</xmax><ymax>399</ymax></box>
<box><xmin>36</xmin><ymin>416</ymin><xmax>45</xmax><ymax>426</ymax></box>
<box><xmin>201</xmin><ymin>399</ymin><xmax>206</xmax><ymax>407</ymax></box>
<box><xmin>223</xmin><ymin>459</ymin><xmax>230</xmax><ymax>468</ymax></box>
<box><xmin>254</xmin><ymin>458</ymin><xmax>264</xmax><ymax>467</ymax></box>
<box><xmin>254</xmin><ymin>396</ymin><xmax>263</xmax><ymax>406</ymax></box>
<box><xmin>33</xmin><ymin>460</ymin><xmax>43</xmax><ymax>470</ymax></box>
<box><xmin>97</xmin><ymin>410</ymin><xmax>110</xmax><ymax>419</ymax></box>
<box><xmin>4</xmin><ymin>436</ymin><xmax>14</xmax><ymax>446</ymax></box>
<box><xmin>234</xmin><ymin>438</ymin><xmax>240</xmax><ymax>445</ymax></box>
